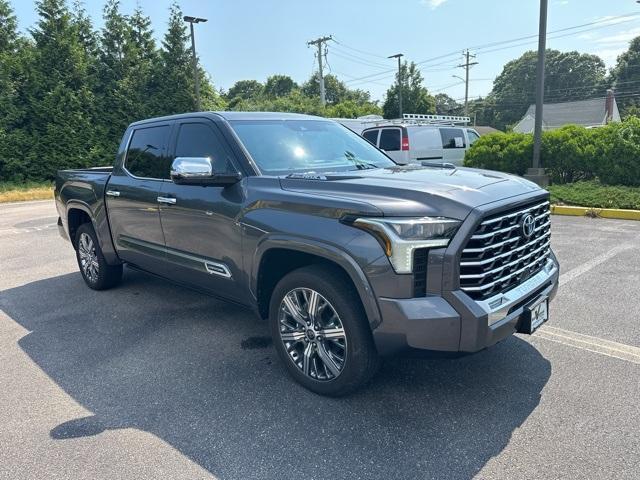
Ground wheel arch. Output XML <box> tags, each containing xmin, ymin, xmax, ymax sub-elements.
<box><xmin>252</xmin><ymin>236</ymin><xmax>382</xmax><ymax>328</ymax></box>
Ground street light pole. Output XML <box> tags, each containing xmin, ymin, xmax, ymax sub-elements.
<box><xmin>388</xmin><ymin>53</ymin><xmax>404</xmax><ymax>118</ymax></box>
<box><xmin>183</xmin><ymin>16</ymin><xmax>208</xmax><ymax>111</ymax></box>
<box><xmin>525</xmin><ymin>0</ymin><xmax>549</xmax><ymax>187</ymax></box>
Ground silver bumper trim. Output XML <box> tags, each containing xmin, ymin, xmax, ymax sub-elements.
<box><xmin>476</xmin><ymin>258</ymin><xmax>558</xmax><ymax>326</ymax></box>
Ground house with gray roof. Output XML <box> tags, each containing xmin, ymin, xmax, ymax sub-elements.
<box><xmin>513</xmin><ymin>90</ymin><xmax>620</xmax><ymax>133</ymax></box>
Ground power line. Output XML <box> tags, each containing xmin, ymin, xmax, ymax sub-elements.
<box><xmin>338</xmin><ymin>12</ymin><xmax>640</xmax><ymax>88</ymax></box>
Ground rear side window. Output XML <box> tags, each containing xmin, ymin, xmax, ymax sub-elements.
<box><xmin>410</xmin><ymin>128</ymin><xmax>442</xmax><ymax>149</ymax></box>
<box><xmin>175</xmin><ymin>123</ymin><xmax>234</xmax><ymax>174</ymax></box>
<box><xmin>125</xmin><ymin>125</ymin><xmax>171</xmax><ymax>179</ymax></box>
<box><xmin>440</xmin><ymin>128</ymin><xmax>466</xmax><ymax>149</ymax></box>
<box><xmin>379</xmin><ymin>128</ymin><xmax>401</xmax><ymax>151</ymax></box>
<box><xmin>362</xmin><ymin>129</ymin><xmax>379</xmax><ymax>146</ymax></box>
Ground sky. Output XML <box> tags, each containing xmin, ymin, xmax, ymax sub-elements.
<box><xmin>11</xmin><ymin>0</ymin><xmax>640</xmax><ymax>104</ymax></box>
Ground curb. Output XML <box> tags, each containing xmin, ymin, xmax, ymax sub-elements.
<box><xmin>551</xmin><ymin>205</ymin><xmax>640</xmax><ymax>221</ymax></box>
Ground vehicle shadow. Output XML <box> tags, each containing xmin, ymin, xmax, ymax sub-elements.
<box><xmin>1</xmin><ymin>269</ymin><xmax>551</xmax><ymax>479</ymax></box>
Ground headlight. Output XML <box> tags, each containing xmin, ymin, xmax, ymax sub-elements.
<box><xmin>352</xmin><ymin>216</ymin><xmax>461</xmax><ymax>274</ymax></box>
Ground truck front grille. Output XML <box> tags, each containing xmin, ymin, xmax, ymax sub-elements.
<box><xmin>459</xmin><ymin>200</ymin><xmax>551</xmax><ymax>300</ymax></box>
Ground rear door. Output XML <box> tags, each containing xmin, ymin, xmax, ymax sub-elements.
<box><xmin>439</xmin><ymin>127</ymin><xmax>467</xmax><ymax>166</ymax></box>
<box><xmin>105</xmin><ymin>122</ymin><xmax>173</xmax><ymax>272</ymax></box>
<box><xmin>379</xmin><ymin>127</ymin><xmax>406</xmax><ymax>163</ymax></box>
<box><xmin>157</xmin><ymin>119</ymin><xmax>247</xmax><ymax>301</ymax></box>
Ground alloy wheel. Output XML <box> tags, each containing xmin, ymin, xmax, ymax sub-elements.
<box><xmin>78</xmin><ymin>232</ymin><xmax>99</xmax><ymax>283</ymax></box>
<box><xmin>278</xmin><ymin>288</ymin><xmax>347</xmax><ymax>381</ymax></box>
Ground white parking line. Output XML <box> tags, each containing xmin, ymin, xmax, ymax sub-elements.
<box><xmin>559</xmin><ymin>243</ymin><xmax>635</xmax><ymax>285</ymax></box>
<box><xmin>534</xmin><ymin>326</ymin><xmax>640</xmax><ymax>365</ymax></box>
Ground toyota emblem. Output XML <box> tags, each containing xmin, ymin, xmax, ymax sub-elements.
<box><xmin>521</xmin><ymin>214</ymin><xmax>535</xmax><ymax>238</ymax></box>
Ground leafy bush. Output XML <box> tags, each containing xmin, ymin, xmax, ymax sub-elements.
<box><xmin>596</xmin><ymin>117</ymin><xmax>640</xmax><ymax>186</ymax></box>
<box><xmin>464</xmin><ymin>117</ymin><xmax>640</xmax><ymax>186</ymax></box>
<box><xmin>548</xmin><ymin>180</ymin><xmax>640</xmax><ymax>209</ymax></box>
<box><xmin>463</xmin><ymin>132</ymin><xmax>532</xmax><ymax>175</ymax></box>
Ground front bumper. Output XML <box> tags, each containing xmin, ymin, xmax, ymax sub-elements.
<box><xmin>372</xmin><ymin>255</ymin><xmax>559</xmax><ymax>356</ymax></box>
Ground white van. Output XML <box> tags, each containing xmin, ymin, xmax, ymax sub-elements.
<box><xmin>361</xmin><ymin>115</ymin><xmax>480</xmax><ymax>166</ymax></box>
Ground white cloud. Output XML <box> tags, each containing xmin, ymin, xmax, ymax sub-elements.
<box><xmin>592</xmin><ymin>27</ymin><xmax>640</xmax><ymax>45</ymax></box>
<box><xmin>420</xmin><ymin>0</ymin><xmax>449</xmax><ymax>9</ymax></box>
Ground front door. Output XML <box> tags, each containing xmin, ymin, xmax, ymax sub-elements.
<box><xmin>105</xmin><ymin>123</ymin><xmax>172</xmax><ymax>272</ymax></box>
<box><xmin>157</xmin><ymin>120</ymin><xmax>247</xmax><ymax>301</ymax></box>
<box><xmin>439</xmin><ymin>127</ymin><xmax>467</xmax><ymax>166</ymax></box>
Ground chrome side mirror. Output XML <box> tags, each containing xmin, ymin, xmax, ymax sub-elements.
<box><xmin>170</xmin><ymin>157</ymin><xmax>213</xmax><ymax>180</ymax></box>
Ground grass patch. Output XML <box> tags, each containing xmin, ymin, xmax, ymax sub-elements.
<box><xmin>0</xmin><ymin>181</ymin><xmax>53</xmax><ymax>203</ymax></box>
<box><xmin>548</xmin><ymin>180</ymin><xmax>640</xmax><ymax>210</ymax></box>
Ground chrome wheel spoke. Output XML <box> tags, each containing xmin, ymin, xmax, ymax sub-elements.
<box><xmin>305</xmin><ymin>290</ymin><xmax>320</xmax><ymax>324</ymax></box>
<box><xmin>316</xmin><ymin>342</ymin><xmax>341</xmax><ymax>377</ymax></box>
<box><xmin>319</xmin><ymin>327</ymin><xmax>345</xmax><ymax>340</ymax></box>
<box><xmin>281</xmin><ymin>331</ymin><xmax>306</xmax><ymax>343</ymax></box>
<box><xmin>282</xmin><ymin>294</ymin><xmax>307</xmax><ymax>328</ymax></box>
<box><xmin>302</xmin><ymin>342</ymin><xmax>313</xmax><ymax>376</ymax></box>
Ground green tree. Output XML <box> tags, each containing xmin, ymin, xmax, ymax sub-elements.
<box><xmin>264</xmin><ymin>74</ymin><xmax>298</xmax><ymax>98</ymax></box>
<box><xmin>23</xmin><ymin>0</ymin><xmax>98</xmax><ymax>179</ymax></box>
<box><xmin>382</xmin><ymin>61</ymin><xmax>436</xmax><ymax>119</ymax></box>
<box><xmin>301</xmin><ymin>73</ymin><xmax>372</xmax><ymax>105</ymax></box>
<box><xmin>152</xmin><ymin>3</ymin><xmax>197</xmax><ymax>114</ymax></box>
<box><xmin>226</xmin><ymin>79</ymin><xmax>264</xmax><ymax>101</ymax></box>
<box><xmin>609</xmin><ymin>36</ymin><xmax>640</xmax><ymax>118</ymax></box>
<box><xmin>489</xmin><ymin>49</ymin><xmax>607</xmax><ymax>130</ymax></box>
<box><xmin>434</xmin><ymin>93</ymin><xmax>463</xmax><ymax>115</ymax></box>
<box><xmin>0</xmin><ymin>0</ymin><xmax>29</xmax><ymax>181</ymax></box>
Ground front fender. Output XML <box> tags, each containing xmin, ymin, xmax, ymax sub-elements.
<box><xmin>251</xmin><ymin>234</ymin><xmax>382</xmax><ymax>329</ymax></box>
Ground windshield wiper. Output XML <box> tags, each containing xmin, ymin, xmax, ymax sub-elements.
<box><xmin>344</xmin><ymin>151</ymin><xmax>378</xmax><ymax>170</ymax></box>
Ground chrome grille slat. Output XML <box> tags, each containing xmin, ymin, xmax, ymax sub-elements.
<box><xmin>460</xmin><ymin>251</ymin><xmax>551</xmax><ymax>291</ymax></box>
<box><xmin>460</xmin><ymin>240</ymin><xmax>551</xmax><ymax>279</ymax></box>
<box><xmin>459</xmin><ymin>200</ymin><xmax>552</xmax><ymax>300</ymax></box>
<box><xmin>480</xmin><ymin>201</ymin><xmax>550</xmax><ymax>226</ymax></box>
<box><xmin>461</xmin><ymin>232</ymin><xmax>550</xmax><ymax>266</ymax></box>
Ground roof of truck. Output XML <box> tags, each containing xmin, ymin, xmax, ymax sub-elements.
<box><xmin>128</xmin><ymin>111</ymin><xmax>327</xmax><ymax>127</ymax></box>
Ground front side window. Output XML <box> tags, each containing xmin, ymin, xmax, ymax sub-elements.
<box><xmin>440</xmin><ymin>128</ymin><xmax>466</xmax><ymax>149</ymax></box>
<box><xmin>229</xmin><ymin>120</ymin><xmax>396</xmax><ymax>175</ymax></box>
<box><xmin>467</xmin><ymin>130</ymin><xmax>480</xmax><ymax>145</ymax></box>
<box><xmin>125</xmin><ymin>125</ymin><xmax>171</xmax><ymax>179</ymax></box>
<box><xmin>175</xmin><ymin>123</ymin><xmax>234</xmax><ymax>173</ymax></box>
<box><xmin>379</xmin><ymin>128</ymin><xmax>401</xmax><ymax>151</ymax></box>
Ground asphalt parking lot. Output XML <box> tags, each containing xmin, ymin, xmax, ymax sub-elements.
<box><xmin>1</xmin><ymin>200</ymin><xmax>639</xmax><ymax>480</ymax></box>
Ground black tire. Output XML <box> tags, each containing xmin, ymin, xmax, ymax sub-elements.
<box><xmin>269</xmin><ymin>264</ymin><xmax>380</xmax><ymax>396</ymax></box>
<box><xmin>74</xmin><ymin>223</ymin><xmax>123</xmax><ymax>290</ymax></box>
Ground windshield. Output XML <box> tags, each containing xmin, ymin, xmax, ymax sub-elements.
<box><xmin>229</xmin><ymin>119</ymin><xmax>396</xmax><ymax>175</ymax></box>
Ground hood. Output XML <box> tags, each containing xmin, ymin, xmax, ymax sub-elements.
<box><xmin>279</xmin><ymin>165</ymin><xmax>544</xmax><ymax>219</ymax></box>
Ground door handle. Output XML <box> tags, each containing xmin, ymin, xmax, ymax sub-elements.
<box><xmin>157</xmin><ymin>196</ymin><xmax>177</xmax><ymax>205</ymax></box>
<box><xmin>106</xmin><ymin>190</ymin><xmax>120</xmax><ymax>197</ymax></box>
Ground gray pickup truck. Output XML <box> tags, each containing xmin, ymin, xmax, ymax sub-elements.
<box><xmin>55</xmin><ymin>111</ymin><xmax>559</xmax><ymax>396</ymax></box>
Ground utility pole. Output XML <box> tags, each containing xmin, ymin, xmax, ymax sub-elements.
<box><xmin>307</xmin><ymin>35</ymin><xmax>332</xmax><ymax>106</ymax></box>
<box><xmin>457</xmin><ymin>49</ymin><xmax>477</xmax><ymax>116</ymax></box>
<box><xmin>525</xmin><ymin>0</ymin><xmax>550</xmax><ymax>187</ymax></box>
<box><xmin>184</xmin><ymin>16</ymin><xmax>208</xmax><ymax>111</ymax></box>
<box><xmin>388</xmin><ymin>53</ymin><xmax>404</xmax><ymax>117</ymax></box>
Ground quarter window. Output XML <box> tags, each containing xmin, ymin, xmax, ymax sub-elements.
<box><xmin>125</xmin><ymin>126</ymin><xmax>171</xmax><ymax>179</ymax></box>
<box><xmin>379</xmin><ymin>128</ymin><xmax>401</xmax><ymax>151</ymax></box>
<box><xmin>440</xmin><ymin>128</ymin><xmax>466</xmax><ymax>149</ymax></box>
<box><xmin>362</xmin><ymin>129</ymin><xmax>379</xmax><ymax>146</ymax></box>
<box><xmin>174</xmin><ymin>123</ymin><xmax>234</xmax><ymax>174</ymax></box>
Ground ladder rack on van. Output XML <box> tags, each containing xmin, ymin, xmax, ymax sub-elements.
<box><xmin>362</xmin><ymin>114</ymin><xmax>471</xmax><ymax>128</ymax></box>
